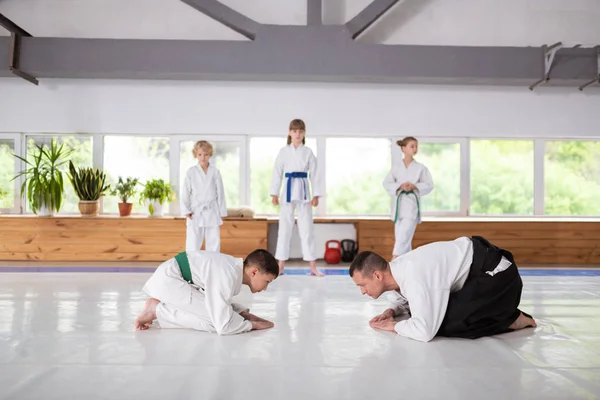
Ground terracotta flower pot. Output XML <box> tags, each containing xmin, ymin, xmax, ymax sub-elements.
<box><xmin>78</xmin><ymin>200</ymin><xmax>99</xmax><ymax>216</ymax></box>
<box><xmin>118</xmin><ymin>202</ymin><xmax>133</xmax><ymax>217</ymax></box>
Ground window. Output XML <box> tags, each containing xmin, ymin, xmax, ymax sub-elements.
<box><xmin>103</xmin><ymin>136</ymin><xmax>170</xmax><ymax>214</ymax></box>
<box><xmin>544</xmin><ymin>141</ymin><xmax>600</xmax><ymax>216</ymax></box>
<box><xmin>26</xmin><ymin>135</ymin><xmax>93</xmax><ymax>214</ymax></box>
<box><xmin>0</xmin><ymin>139</ymin><xmax>16</xmax><ymax>210</ymax></box>
<box><xmin>470</xmin><ymin>140</ymin><xmax>534</xmax><ymax>215</ymax></box>
<box><xmin>249</xmin><ymin>137</ymin><xmax>317</xmax><ymax>214</ymax></box>
<box><xmin>326</xmin><ymin>138</ymin><xmax>391</xmax><ymax>215</ymax></box>
<box><xmin>179</xmin><ymin>141</ymin><xmax>241</xmax><ymax>208</ymax></box>
<box><xmin>417</xmin><ymin>142</ymin><xmax>461</xmax><ymax>213</ymax></box>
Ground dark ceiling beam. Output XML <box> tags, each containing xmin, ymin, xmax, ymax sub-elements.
<box><xmin>0</xmin><ymin>12</ymin><xmax>32</xmax><ymax>37</ymax></box>
<box><xmin>179</xmin><ymin>0</ymin><xmax>261</xmax><ymax>40</ymax></box>
<box><xmin>0</xmin><ymin>28</ymin><xmax>597</xmax><ymax>89</ymax></box>
<box><xmin>0</xmin><ymin>14</ymin><xmax>38</xmax><ymax>85</ymax></box>
<box><xmin>307</xmin><ymin>0</ymin><xmax>323</xmax><ymax>26</ymax></box>
<box><xmin>345</xmin><ymin>0</ymin><xmax>402</xmax><ymax>40</ymax></box>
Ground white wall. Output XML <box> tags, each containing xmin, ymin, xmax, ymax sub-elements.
<box><xmin>355</xmin><ymin>0</ymin><xmax>600</xmax><ymax>46</ymax></box>
<box><xmin>1</xmin><ymin>78</ymin><xmax>599</xmax><ymax>138</ymax></box>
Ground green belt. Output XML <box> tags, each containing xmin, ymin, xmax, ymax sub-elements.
<box><xmin>393</xmin><ymin>190</ymin><xmax>420</xmax><ymax>223</ymax></box>
<box><xmin>174</xmin><ymin>251</ymin><xmax>193</xmax><ymax>284</ymax></box>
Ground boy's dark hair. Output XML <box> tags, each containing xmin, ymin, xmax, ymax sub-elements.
<box><xmin>244</xmin><ymin>249</ymin><xmax>279</xmax><ymax>277</ymax></box>
<box><xmin>349</xmin><ymin>251</ymin><xmax>389</xmax><ymax>277</ymax></box>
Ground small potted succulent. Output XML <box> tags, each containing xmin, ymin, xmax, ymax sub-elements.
<box><xmin>68</xmin><ymin>160</ymin><xmax>111</xmax><ymax>216</ymax></box>
<box><xmin>139</xmin><ymin>178</ymin><xmax>175</xmax><ymax>217</ymax></box>
<box><xmin>110</xmin><ymin>176</ymin><xmax>139</xmax><ymax>217</ymax></box>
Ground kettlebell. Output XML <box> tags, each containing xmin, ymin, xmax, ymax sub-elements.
<box><xmin>324</xmin><ymin>240</ymin><xmax>342</xmax><ymax>264</ymax></box>
<box><xmin>341</xmin><ymin>239</ymin><xmax>358</xmax><ymax>262</ymax></box>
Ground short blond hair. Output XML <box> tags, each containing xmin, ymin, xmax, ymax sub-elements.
<box><xmin>192</xmin><ymin>140</ymin><xmax>214</xmax><ymax>157</ymax></box>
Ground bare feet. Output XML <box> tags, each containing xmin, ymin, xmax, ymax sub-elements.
<box><xmin>309</xmin><ymin>261</ymin><xmax>324</xmax><ymax>277</ymax></box>
<box><xmin>135</xmin><ymin>298</ymin><xmax>159</xmax><ymax>330</ymax></box>
<box><xmin>278</xmin><ymin>260</ymin><xmax>285</xmax><ymax>275</ymax></box>
<box><xmin>509</xmin><ymin>312</ymin><xmax>537</xmax><ymax>330</ymax></box>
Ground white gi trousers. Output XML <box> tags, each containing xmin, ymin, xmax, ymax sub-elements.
<box><xmin>186</xmin><ymin>225</ymin><xmax>220</xmax><ymax>253</ymax></box>
<box><xmin>275</xmin><ymin>201</ymin><xmax>316</xmax><ymax>261</ymax></box>
<box><xmin>393</xmin><ymin>217</ymin><xmax>418</xmax><ymax>257</ymax></box>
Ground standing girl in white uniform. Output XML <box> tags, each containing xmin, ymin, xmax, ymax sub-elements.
<box><xmin>383</xmin><ymin>137</ymin><xmax>434</xmax><ymax>259</ymax></box>
<box><xmin>270</xmin><ymin>119</ymin><xmax>324</xmax><ymax>276</ymax></box>
<box><xmin>181</xmin><ymin>140</ymin><xmax>227</xmax><ymax>252</ymax></box>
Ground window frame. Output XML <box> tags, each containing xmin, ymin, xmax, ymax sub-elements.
<box><xmin>0</xmin><ymin>133</ymin><xmax>21</xmax><ymax>214</ymax></box>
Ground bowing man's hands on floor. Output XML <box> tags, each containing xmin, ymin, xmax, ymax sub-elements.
<box><xmin>370</xmin><ymin>318</ymin><xmax>397</xmax><ymax>332</ymax></box>
<box><xmin>369</xmin><ymin>308</ymin><xmax>397</xmax><ymax>332</ymax></box>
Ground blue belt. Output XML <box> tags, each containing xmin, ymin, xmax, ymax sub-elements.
<box><xmin>285</xmin><ymin>172</ymin><xmax>308</xmax><ymax>203</ymax></box>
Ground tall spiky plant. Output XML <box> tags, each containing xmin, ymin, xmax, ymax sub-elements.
<box><xmin>12</xmin><ymin>140</ymin><xmax>71</xmax><ymax>214</ymax></box>
<box><xmin>68</xmin><ymin>160</ymin><xmax>111</xmax><ymax>201</ymax></box>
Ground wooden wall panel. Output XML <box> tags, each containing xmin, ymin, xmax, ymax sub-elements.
<box><xmin>1</xmin><ymin>216</ymin><xmax>598</xmax><ymax>265</ymax></box>
<box><xmin>0</xmin><ymin>216</ymin><xmax>268</xmax><ymax>262</ymax></box>
<box><xmin>357</xmin><ymin>220</ymin><xmax>600</xmax><ymax>265</ymax></box>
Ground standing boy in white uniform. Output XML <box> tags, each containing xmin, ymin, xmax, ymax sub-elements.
<box><xmin>270</xmin><ymin>119</ymin><xmax>323</xmax><ymax>276</ymax></box>
<box><xmin>383</xmin><ymin>137</ymin><xmax>434</xmax><ymax>259</ymax></box>
<box><xmin>135</xmin><ymin>249</ymin><xmax>278</xmax><ymax>334</ymax></box>
<box><xmin>181</xmin><ymin>140</ymin><xmax>227</xmax><ymax>252</ymax></box>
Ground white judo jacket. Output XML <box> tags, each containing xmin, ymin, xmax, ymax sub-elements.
<box><xmin>269</xmin><ymin>144</ymin><xmax>323</xmax><ymax>203</ymax></box>
<box><xmin>181</xmin><ymin>164</ymin><xmax>227</xmax><ymax>227</ymax></box>
<box><xmin>143</xmin><ymin>250</ymin><xmax>252</xmax><ymax>335</ymax></box>
<box><xmin>382</xmin><ymin>160</ymin><xmax>434</xmax><ymax>223</ymax></box>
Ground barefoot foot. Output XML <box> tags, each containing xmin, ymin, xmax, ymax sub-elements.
<box><xmin>135</xmin><ymin>298</ymin><xmax>159</xmax><ymax>330</ymax></box>
<box><xmin>278</xmin><ymin>260</ymin><xmax>285</xmax><ymax>275</ymax></box>
<box><xmin>308</xmin><ymin>261</ymin><xmax>324</xmax><ymax>277</ymax></box>
<box><xmin>509</xmin><ymin>312</ymin><xmax>537</xmax><ymax>330</ymax></box>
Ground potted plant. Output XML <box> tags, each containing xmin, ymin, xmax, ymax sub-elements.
<box><xmin>110</xmin><ymin>176</ymin><xmax>139</xmax><ymax>217</ymax></box>
<box><xmin>68</xmin><ymin>160</ymin><xmax>111</xmax><ymax>216</ymax></box>
<box><xmin>12</xmin><ymin>139</ymin><xmax>71</xmax><ymax>216</ymax></box>
<box><xmin>139</xmin><ymin>178</ymin><xmax>175</xmax><ymax>217</ymax></box>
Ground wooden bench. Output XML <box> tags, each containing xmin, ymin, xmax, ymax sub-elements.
<box><xmin>1</xmin><ymin>216</ymin><xmax>598</xmax><ymax>265</ymax></box>
<box><xmin>355</xmin><ymin>219</ymin><xmax>600</xmax><ymax>265</ymax></box>
<box><xmin>0</xmin><ymin>216</ymin><xmax>267</xmax><ymax>261</ymax></box>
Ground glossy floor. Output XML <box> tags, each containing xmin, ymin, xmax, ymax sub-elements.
<box><xmin>1</xmin><ymin>269</ymin><xmax>599</xmax><ymax>400</ymax></box>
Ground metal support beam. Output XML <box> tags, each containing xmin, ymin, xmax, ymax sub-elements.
<box><xmin>578</xmin><ymin>46</ymin><xmax>600</xmax><ymax>91</ymax></box>
<box><xmin>307</xmin><ymin>0</ymin><xmax>323</xmax><ymax>26</ymax></box>
<box><xmin>529</xmin><ymin>42</ymin><xmax>562</xmax><ymax>90</ymax></box>
<box><xmin>0</xmin><ymin>12</ymin><xmax>32</xmax><ymax>37</ymax></box>
<box><xmin>179</xmin><ymin>0</ymin><xmax>261</xmax><ymax>40</ymax></box>
<box><xmin>346</xmin><ymin>0</ymin><xmax>402</xmax><ymax>39</ymax></box>
<box><xmin>8</xmin><ymin>33</ymin><xmax>39</xmax><ymax>85</ymax></box>
<box><xmin>0</xmin><ymin>30</ymin><xmax>597</xmax><ymax>89</ymax></box>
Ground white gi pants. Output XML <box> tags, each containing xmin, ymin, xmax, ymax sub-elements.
<box><xmin>275</xmin><ymin>201</ymin><xmax>316</xmax><ymax>261</ymax></box>
<box><xmin>186</xmin><ymin>225</ymin><xmax>220</xmax><ymax>252</ymax></box>
<box><xmin>142</xmin><ymin>259</ymin><xmax>249</xmax><ymax>332</ymax></box>
<box><xmin>393</xmin><ymin>217</ymin><xmax>418</xmax><ymax>257</ymax></box>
